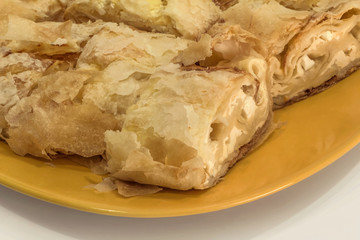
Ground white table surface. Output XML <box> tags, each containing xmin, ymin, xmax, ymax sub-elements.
<box><xmin>1</xmin><ymin>144</ymin><xmax>359</xmax><ymax>240</ymax></box>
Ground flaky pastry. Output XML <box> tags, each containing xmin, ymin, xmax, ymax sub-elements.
<box><xmin>1</xmin><ymin>0</ymin><xmax>359</xmax><ymax>195</ymax></box>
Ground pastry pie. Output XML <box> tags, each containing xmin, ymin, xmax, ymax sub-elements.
<box><xmin>0</xmin><ymin>0</ymin><xmax>358</xmax><ymax>195</ymax></box>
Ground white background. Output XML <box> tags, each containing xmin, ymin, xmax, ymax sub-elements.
<box><xmin>1</xmin><ymin>144</ymin><xmax>359</xmax><ymax>240</ymax></box>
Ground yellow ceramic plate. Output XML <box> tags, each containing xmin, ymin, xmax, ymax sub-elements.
<box><xmin>1</xmin><ymin>71</ymin><xmax>360</xmax><ymax>218</ymax></box>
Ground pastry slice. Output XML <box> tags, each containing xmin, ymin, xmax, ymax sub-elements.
<box><xmin>64</xmin><ymin>0</ymin><xmax>221</xmax><ymax>39</ymax></box>
<box><xmin>270</xmin><ymin>0</ymin><xmax>360</xmax><ymax>108</ymax></box>
<box><xmin>207</xmin><ymin>0</ymin><xmax>360</xmax><ymax>109</ymax></box>
<box><xmin>76</xmin><ymin>25</ymin><xmax>273</xmax><ymax>190</ymax></box>
<box><xmin>104</xmin><ymin>64</ymin><xmax>272</xmax><ymax>190</ymax></box>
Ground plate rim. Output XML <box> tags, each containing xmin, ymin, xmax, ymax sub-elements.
<box><xmin>1</xmin><ymin>134</ymin><xmax>359</xmax><ymax>218</ymax></box>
